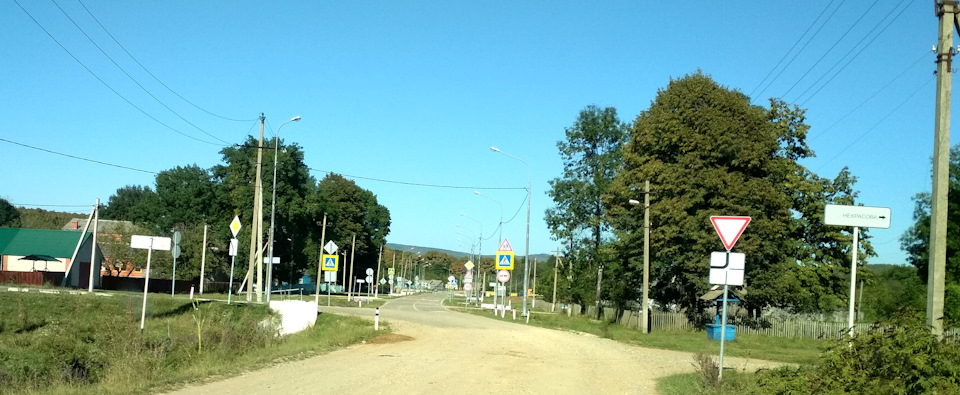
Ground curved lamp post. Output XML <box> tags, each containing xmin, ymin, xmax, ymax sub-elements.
<box><xmin>266</xmin><ymin>115</ymin><xmax>301</xmax><ymax>302</ymax></box>
<box><xmin>490</xmin><ymin>146</ymin><xmax>531</xmax><ymax>317</ymax></box>
<box><xmin>474</xmin><ymin>191</ymin><xmax>503</xmax><ymax>244</ymax></box>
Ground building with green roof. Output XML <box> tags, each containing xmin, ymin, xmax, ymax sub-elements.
<box><xmin>0</xmin><ymin>228</ymin><xmax>103</xmax><ymax>288</ymax></box>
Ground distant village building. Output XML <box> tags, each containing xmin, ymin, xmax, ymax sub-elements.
<box><xmin>0</xmin><ymin>228</ymin><xmax>103</xmax><ymax>288</ymax></box>
<box><xmin>62</xmin><ymin>218</ymin><xmax>144</xmax><ymax>278</ymax></box>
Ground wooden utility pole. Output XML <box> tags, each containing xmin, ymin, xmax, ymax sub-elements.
<box><xmin>929</xmin><ymin>1</ymin><xmax>956</xmax><ymax>337</ymax></box>
<box><xmin>247</xmin><ymin>114</ymin><xmax>265</xmax><ymax>302</ymax></box>
<box><xmin>314</xmin><ymin>214</ymin><xmax>327</xmax><ymax>305</ymax></box>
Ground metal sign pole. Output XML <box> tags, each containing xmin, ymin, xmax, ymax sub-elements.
<box><xmin>140</xmin><ymin>245</ymin><xmax>153</xmax><ymax>332</ymax></box>
<box><xmin>228</xmin><ymin>253</ymin><xmax>236</xmax><ymax>304</ymax></box>
<box><xmin>718</xmin><ymin>250</ymin><xmax>730</xmax><ymax>381</ymax></box>
<box><xmin>847</xmin><ymin>226</ymin><xmax>860</xmax><ymax>336</ymax></box>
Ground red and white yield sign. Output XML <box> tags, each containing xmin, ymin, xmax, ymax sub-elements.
<box><xmin>710</xmin><ymin>216</ymin><xmax>751</xmax><ymax>251</ymax></box>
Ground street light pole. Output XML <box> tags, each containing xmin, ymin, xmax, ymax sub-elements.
<box><xmin>474</xmin><ymin>191</ymin><xmax>503</xmax><ymax>244</ymax></box>
<box><xmin>266</xmin><ymin>115</ymin><xmax>301</xmax><ymax>303</ymax></box>
<box><xmin>491</xmin><ymin>146</ymin><xmax>531</xmax><ymax>317</ymax></box>
<box><xmin>460</xmin><ymin>213</ymin><xmax>483</xmax><ymax>301</ymax></box>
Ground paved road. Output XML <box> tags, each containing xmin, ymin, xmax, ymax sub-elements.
<box><xmin>167</xmin><ymin>293</ymin><xmax>782</xmax><ymax>394</ymax></box>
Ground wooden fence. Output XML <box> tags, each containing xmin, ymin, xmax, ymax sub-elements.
<box><xmin>534</xmin><ymin>299</ymin><xmax>960</xmax><ymax>340</ymax></box>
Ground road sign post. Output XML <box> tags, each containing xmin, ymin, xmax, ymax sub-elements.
<box><xmin>131</xmin><ymin>235</ymin><xmax>171</xmax><ymax>332</ymax></box>
<box><xmin>228</xmin><ymin>216</ymin><xmax>242</xmax><ymax>305</ymax></box>
<box><xmin>824</xmin><ymin>204</ymin><xmax>891</xmax><ymax>337</ymax></box>
<box><xmin>709</xmin><ymin>216</ymin><xmax>751</xmax><ymax>382</ymax></box>
<box><xmin>171</xmin><ymin>231</ymin><xmax>181</xmax><ymax>296</ymax></box>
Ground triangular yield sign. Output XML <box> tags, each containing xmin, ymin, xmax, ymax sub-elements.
<box><xmin>710</xmin><ymin>216</ymin><xmax>751</xmax><ymax>251</ymax></box>
<box><xmin>498</xmin><ymin>239</ymin><xmax>513</xmax><ymax>252</ymax></box>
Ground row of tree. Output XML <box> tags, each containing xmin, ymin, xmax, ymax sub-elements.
<box><xmin>97</xmin><ymin>136</ymin><xmax>392</xmax><ymax>287</ymax></box>
<box><xmin>545</xmin><ymin>72</ymin><xmax>882</xmax><ymax>321</ymax></box>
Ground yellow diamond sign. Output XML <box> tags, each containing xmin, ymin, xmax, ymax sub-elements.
<box><xmin>229</xmin><ymin>216</ymin><xmax>242</xmax><ymax>237</ymax></box>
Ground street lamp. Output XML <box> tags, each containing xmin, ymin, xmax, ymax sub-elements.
<box><xmin>266</xmin><ymin>115</ymin><xmax>301</xmax><ymax>303</ymax></box>
<box><xmin>629</xmin><ymin>179</ymin><xmax>651</xmax><ymax>333</ymax></box>
<box><xmin>490</xmin><ymin>146</ymin><xmax>531</xmax><ymax>317</ymax></box>
<box><xmin>474</xmin><ymin>191</ymin><xmax>503</xmax><ymax>244</ymax></box>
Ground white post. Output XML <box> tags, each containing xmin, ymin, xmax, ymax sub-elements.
<box><xmin>199</xmin><ymin>224</ymin><xmax>208</xmax><ymax>294</ymax></box>
<box><xmin>189</xmin><ymin>286</ymin><xmax>194</xmax><ymax>300</ymax></box>
<box><xmin>228</xmin><ymin>253</ymin><xmax>237</xmax><ymax>304</ymax></box>
<box><xmin>87</xmin><ymin>199</ymin><xmax>99</xmax><ymax>292</ymax></box>
<box><xmin>718</xmin><ymin>251</ymin><xmax>730</xmax><ymax>381</ymax></box>
<box><xmin>140</xmin><ymin>245</ymin><xmax>153</xmax><ymax>332</ymax></box>
<box><xmin>375</xmin><ymin>307</ymin><xmax>380</xmax><ymax>330</ymax></box>
<box><xmin>848</xmin><ymin>226</ymin><xmax>860</xmax><ymax>335</ymax></box>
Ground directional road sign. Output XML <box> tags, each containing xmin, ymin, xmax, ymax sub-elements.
<box><xmin>321</xmin><ymin>254</ymin><xmax>339</xmax><ymax>271</ymax></box>
<box><xmin>824</xmin><ymin>204</ymin><xmax>891</xmax><ymax>228</ymax></box>
<box><xmin>131</xmin><ymin>235</ymin><xmax>171</xmax><ymax>251</ymax></box>
<box><xmin>323</xmin><ymin>240</ymin><xmax>339</xmax><ymax>254</ymax></box>
<box><xmin>710</xmin><ymin>216</ymin><xmax>751</xmax><ymax>251</ymax></box>
<box><xmin>229</xmin><ymin>216</ymin><xmax>242</xmax><ymax>237</ymax></box>
<box><xmin>709</xmin><ymin>252</ymin><xmax>745</xmax><ymax>286</ymax></box>
<box><xmin>496</xmin><ymin>251</ymin><xmax>514</xmax><ymax>270</ymax></box>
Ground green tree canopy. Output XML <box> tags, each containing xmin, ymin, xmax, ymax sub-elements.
<box><xmin>0</xmin><ymin>198</ymin><xmax>20</xmax><ymax>227</ymax></box>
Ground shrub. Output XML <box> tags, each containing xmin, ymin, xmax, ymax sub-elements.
<box><xmin>757</xmin><ymin>310</ymin><xmax>960</xmax><ymax>394</ymax></box>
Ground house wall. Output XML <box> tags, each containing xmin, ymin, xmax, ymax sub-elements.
<box><xmin>2</xmin><ymin>255</ymin><xmax>68</xmax><ymax>272</ymax></box>
<box><xmin>67</xmin><ymin>241</ymin><xmax>103</xmax><ymax>289</ymax></box>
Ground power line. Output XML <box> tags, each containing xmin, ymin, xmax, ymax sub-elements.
<box><xmin>12</xmin><ymin>203</ymin><xmax>92</xmax><ymax>208</ymax></box>
<box><xmin>308</xmin><ymin>168</ymin><xmax>526</xmax><ymax>190</ymax></box>
<box><xmin>754</xmin><ymin>0</ymin><xmax>847</xmax><ymax>99</ymax></box>
<box><xmin>11</xmin><ymin>0</ymin><xmax>222</xmax><ymax>146</ymax></box>
<box><xmin>50</xmin><ymin>0</ymin><xmax>230</xmax><ymax>145</ymax></box>
<box><xmin>808</xmin><ymin>51</ymin><xmax>927</xmax><ymax>142</ymax></box>
<box><xmin>75</xmin><ymin>0</ymin><xmax>255</xmax><ymax>123</ymax></box>
<box><xmin>749</xmin><ymin>0</ymin><xmax>839</xmax><ymax>98</ymax></box>
<box><xmin>797</xmin><ymin>0</ymin><xmax>912</xmax><ymax>105</ymax></box>
<box><xmin>0</xmin><ymin>137</ymin><xmax>158</xmax><ymax>174</ymax></box>
<box><xmin>813</xmin><ymin>76</ymin><xmax>932</xmax><ymax>173</ymax></box>
<box><xmin>780</xmin><ymin>0</ymin><xmax>872</xmax><ymax>100</ymax></box>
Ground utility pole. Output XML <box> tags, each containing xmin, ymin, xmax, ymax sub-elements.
<box><xmin>930</xmin><ymin>1</ymin><xmax>956</xmax><ymax>338</ymax></box>
<box><xmin>642</xmin><ymin>180</ymin><xmax>651</xmax><ymax>334</ymax></box>
<box><xmin>246</xmin><ymin>113</ymin><xmax>265</xmax><ymax>302</ymax></box>
<box><xmin>348</xmin><ymin>234</ymin><xmax>356</xmax><ymax>300</ymax></box>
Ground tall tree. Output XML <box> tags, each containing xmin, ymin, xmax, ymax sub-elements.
<box><xmin>318</xmin><ymin>173</ymin><xmax>391</xmax><ymax>281</ymax></box>
<box><xmin>0</xmin><ymin>198</ymin><xmax>20</xmax><ymax>227</ymax></box>
<box><xmin>545</xmin><ymin>105</ymin><xmax>628</xmax><ymax>318</ymax></box>
<box><xmin>901</xmin><ymin>143</ymin><xmax>960</xmax><ymax>327</ymax></box>
<box><xmin>100</xmin><ymin>185</ymin><xmax>160</xmax><ymax>224</ymax></box>
<box><xmin>609</xmin><ymin>73</ymin><xmax>812</xmax><ymax>318</ymax></box>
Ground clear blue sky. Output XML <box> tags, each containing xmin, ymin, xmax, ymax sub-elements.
<box><xmin>2</xmin><ymin>1</ymin><xmax>956</xmax><ymax>264</ymax></box>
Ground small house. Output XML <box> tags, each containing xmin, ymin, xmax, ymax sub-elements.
<box><xmin>0</xmin><ymin>228</ymin><xmax>103</xmax><ymax>288</ymax></box>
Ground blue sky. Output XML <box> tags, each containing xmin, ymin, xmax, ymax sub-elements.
<box><xmin>2</xmin><ymin>1</ymin><xmax>956</xmax><ymax>264</ymax></box>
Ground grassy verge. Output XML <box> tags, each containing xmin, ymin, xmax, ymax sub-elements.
<box><xmin>0</xmin><ymin>290</ymin><xmax>386</xmax><ymax>395</ymax></box>
<box><xmin>658</xmin><ymin>371</ymin><xmax>761</xmax><ymax>395</ymax></box>
<box><xmin>446</xmin><ymin>295</ymin><xmax>823</xmax><ymax>365</ymax></box>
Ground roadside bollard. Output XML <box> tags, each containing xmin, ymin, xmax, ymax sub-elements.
<box><xmin>375</xmin><ymin>307</ymin><xmax>380</xmax><ymax>331</ymax></box>
<box><xmin>512</xmin><ymin>309</ymin><xmax>516</xmax><ymax>320</ymax></box>
<box><xmin>189</xmin><ymin>286</ymin><xmax>194</xmax><ymax>300</ymax></box>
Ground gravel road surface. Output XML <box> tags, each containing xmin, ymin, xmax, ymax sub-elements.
<box><xmin>166</xmin><ymin>293</ymin><xmax>784</xmax><ymax>394</ymax></box>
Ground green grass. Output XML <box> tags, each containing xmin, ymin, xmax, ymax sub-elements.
<box><xmin>0</xmin><ymin>289</ymin><xmax>387</xmax><ymax>394</ymax></box>
<box><xmin>658</xmin><ymin>371</ymin><xmax>762</xmax><ymax>395</ymax></box>
<box><xmin>447</xmin><ymin>295</ymin><xmax>824</xmax><ymax>365</ymax></box>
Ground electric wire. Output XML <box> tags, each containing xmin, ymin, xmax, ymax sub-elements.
<box><xmin>749</xmin><ymin>0</ymin><xmax>839</xmax><ymax>99</ymax></box>
<box><xmin>11</xmin><ymin>203</ymin><xmax>92</xmax><ymax>208</ymax></box>
<box><xmin>50</xmin><ymin>0</ymin><xmax>231</xmax><ymax>145</ymax></box>
<box><xmin>0</xmin><ymin>137</ymin><xmax>158</xmax><ymax>174</ymax></box>
<box><xmin>812</xmin><ymin>76</ymin><xmax>932</xmax><ymax>173</ymax></box>
<box><xmin>76</xmin><ymin>0</ymin><xmax>256</xmax><ymax>123</ymax></box>
<box><xmin>11</xmin><ymin>0</ymin><xmax>222</xmax><ymax>146</ymax></box>
<box><xmin>808</xmin><ymin>51</ymin><xmax>927</xmax><ymax>142</ymax></box>
<box><xmin>754</xmin><ymin>0</ymin><xmax>846</xmax><ymax>99</ymax></box>
<box><xmin>797</xmin><ymin>1</ymin><xmax>912</xmax><ymax>106</ymax></box>
<box><xmin>308</xmin><ymin>168</ymin><xmax>526</xmax><ymax>190</ymax></box>
<box><xmin>780</xmin><ymin>0</ymin><xmax>873</xmax><ymax>100</ymax></box>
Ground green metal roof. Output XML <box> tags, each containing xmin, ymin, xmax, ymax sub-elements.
<box><xmin>0</xmin><ymin>228</ymin><xmax>90</xmax><ymax>258</ymax></box>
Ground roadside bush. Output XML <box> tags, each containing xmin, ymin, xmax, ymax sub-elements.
<box><xmin>756</xmin><ymin>309</ymin><xmax>960</xmax><ymax>394</ymax></box>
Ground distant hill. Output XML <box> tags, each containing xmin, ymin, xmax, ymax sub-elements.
<box><xmin>386</xmin><ymin>243</ymin><xmax>553</xmax><ymax>261</ymax></box>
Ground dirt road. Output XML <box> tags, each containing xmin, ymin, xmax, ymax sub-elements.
<box><xmin>167</xmin><ymin>293</ymin><xmax>783</xmax><ymax>394</ymax></box>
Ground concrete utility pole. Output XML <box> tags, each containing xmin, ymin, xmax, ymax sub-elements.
<box><xmin>314</xmin><ymin>214</ymin><xmax>327</xmax><ymax>305</ymax></box>
<box><xmin>348</xmin><ymin>234</ymin><xmax>356</xmax><ymax>299</ymax></box>
<box><xmin>552</xmin><ymin>248</ymin><xmax>560</xmax><ymax>312</ymax></box>
<box><xmin>642</xmin><ymin>180</ymin><xmax>652</xmax><ymax>334</ymax></box>
<box><xmin>247</xmin><ymin>113</ymin><xmax>266</xmax><ymax>302</ymax></box>
<box><xmin>929</xmin><ymin>1</ymin><xmax>956</xmax><ymax>337</ymax></box>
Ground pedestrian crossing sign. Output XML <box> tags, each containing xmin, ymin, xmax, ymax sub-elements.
<box><xmin>496</xmin><ymin>251</ymin><xmax>514</xmax><ymax>270</ymax></box>
<box><xmin>321</xmin><ymin>254</ymin><xmax>339</xmax><ymax>271</ymax></box>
